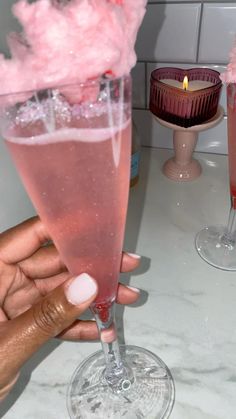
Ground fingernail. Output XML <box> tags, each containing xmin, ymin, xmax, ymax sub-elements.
<box><xmin>66</xmin><ymin>273</ymin><xmax>97</xmax><ymax>305</ymax></box>
<box><xmin>126</xmin><ymin>285</ymin><xmax>140</xmax><ymax>294</ymax></box>
<box><xmin>127</xmin><ymin>252</ymin><xmax>141</xmax><ymax>260</ymax></box>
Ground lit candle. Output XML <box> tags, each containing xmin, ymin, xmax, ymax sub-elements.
<box><xmin>183</xmin><ymin>76</ymin><xmax>188</xmax><ymax>91</ymax></box>
<box><xmin>161</xmin><ymin>76</ymin><xmax>214</xmax><ymax>92</ymax></box>
<box><xmin>150</xmin><ymin>67</ymin><xmax>222</xmax><ymax>128</ymax></box>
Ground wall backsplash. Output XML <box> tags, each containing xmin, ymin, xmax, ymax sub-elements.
<box><xmin>132</xmin><ymin>1</ymin><xmax>236</xmax><ymax>155</ymax></box>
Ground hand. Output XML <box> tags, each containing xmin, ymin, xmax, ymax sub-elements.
<box><xmin>0</xmin><ymin>217</ymin><xmax>140</xmax><ymax>400</ymax></box>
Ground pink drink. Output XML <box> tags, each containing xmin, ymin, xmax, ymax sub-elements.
<box><xmin>227</xmin><ymin>84</ymin><xmax>236</xmax><ymax>208</ymax></box>
<box><xmin>5</xmin><ymin>121</ymin><xmax>131</xmax><ymax>307</ymax></box>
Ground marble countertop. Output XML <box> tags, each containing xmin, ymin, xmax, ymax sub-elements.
<box><xmin>1</xmin><ymin>147</ymin><xmax>236</xmax><ymax>419</ymax></box>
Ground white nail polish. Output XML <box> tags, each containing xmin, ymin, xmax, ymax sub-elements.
<box><xmin>66</xmin><ymin>273</ymin><xmax>97</xmax><ymax>305</ymax></box>
<box><xmin>126</xmin><ymin>285</ymin><xmax>140</xmax><ymax>294</ymax></box>
<box><xmin>127</xmin><ymin>252</ymin><xmax>141</xmax><ymax>259</ymax></box>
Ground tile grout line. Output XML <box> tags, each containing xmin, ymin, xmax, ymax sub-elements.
<box><xmin>137</xmin><ymin>60</ymin><xmax>228</xmax><ymax>66</ymax></box>
<box><xmin>196</xmin><ymin>2</ymin><xmax>204</xmax><ymax>63</ymax></box>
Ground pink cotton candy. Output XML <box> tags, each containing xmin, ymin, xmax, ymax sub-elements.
<box><xmin>221</xmin><ymin>38</ymin><xmax>236</xmax><ymax>83</ymax></box>
<box><xmin>0</xmin><ymin>0</ymin><xmax>147</xmax><ymax>96</ymax></box>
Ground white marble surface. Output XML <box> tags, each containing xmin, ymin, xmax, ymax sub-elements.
<box><xmin>1</xmin><ymin>148</ymin><xmax>236</xmax><ymax>419</ymax></box>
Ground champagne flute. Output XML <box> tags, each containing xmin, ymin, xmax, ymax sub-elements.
<box><xmin>196</xmin><ymin>83</ymin><xmax>236</xmax><ymax>270</ymax></box>
<box><xmin>0</xmin><ymin>76</ymin><xmax>174</xmax><ymax>418</ymax></box>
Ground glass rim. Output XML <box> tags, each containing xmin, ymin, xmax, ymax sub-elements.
<box><xmin>0</xmin><ymin>73</ymin><xmax>131</xmax><ymax>100</ymax></box>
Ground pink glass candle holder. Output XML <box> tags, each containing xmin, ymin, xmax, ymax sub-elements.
<box><xmin>150</xmin><ymin>67</ymin><xmax>222</xmax><ymax>128</ymax></box>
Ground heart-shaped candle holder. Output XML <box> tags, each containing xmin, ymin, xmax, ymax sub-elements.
<box><xmin>150</xmin><ymin>67</ymin><xmax>222</xmax><ymax>128</ymax></box>
<box><xmin>150</xmin><ymin>67</ymin><xmax>223</xmax><ymax>181</ymax></box>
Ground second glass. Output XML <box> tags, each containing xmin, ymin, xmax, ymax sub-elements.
<box><xmin>0</xmin><ymin>76</ymin><xmax>174</xmax><ymax>418</ymax></box>
<box><xmin>196</xmin><ymin>83</ymin><xmax>236</xmax><ymax>270</ymax></box>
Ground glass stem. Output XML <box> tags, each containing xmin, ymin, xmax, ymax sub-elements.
<box><xmin>222</xmin><ymin>199</ymin><xmax>236</xmax><ymax>245</ymax></box>
<box><xmin>91</xmin><ymin>301</ymin><xmax>133</xmax><ymax>392</ymax></box>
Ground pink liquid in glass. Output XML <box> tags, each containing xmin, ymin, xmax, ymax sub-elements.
<box><xmin>5</xmin><ymin>122</ymin><xmax>131</xmax><ymax>308</ymax></box>
<box><xmin>227</xmin><ymin>84</ymin><xmax>236</xmax><ymax>208</ymax></box>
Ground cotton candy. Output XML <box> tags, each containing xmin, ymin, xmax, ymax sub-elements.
<box><xmin>0</xmin><ymin>0</ymin><xmax>147</xmax><ymax>95</ymax></box>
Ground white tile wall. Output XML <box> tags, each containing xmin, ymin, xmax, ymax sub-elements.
<box><xmin>198</xmin><ymin>4</ymin><xmax>236</xmax><ymax>64</ymax></box>
<box><xmin>131</xmin><ymin>62</ymin><xmax>146</xmax><ymax>109</ymax></box>
<box><xmin>136</xmin><ymin>4</ymin><xmax>201</xmax><ymax>62</ymax></box>
<box><xmin>132</xmin><ymin>0</ymin><xmax>236</xmax><ymax>154</ymax></box>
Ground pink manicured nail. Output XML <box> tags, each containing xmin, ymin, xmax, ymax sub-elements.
<box><xmin>127</xmin><ymin>252</ymin><xmax>141</xmax><ymax>260</ymax></box>
<box><xmin>66</xmin><ymin>273</ymin><xmax>97</xmax><ymax>305</ymax></box>
<box><xmin>126</xmin><ymin>285</ymin><xmax>140</xmax><ymax>294</ymax></box>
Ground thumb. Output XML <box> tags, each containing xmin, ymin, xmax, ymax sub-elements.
<box><xmin>0</xmin><ymin>273</ymin><xmax>97</xmax><ymax>397</ymax></box>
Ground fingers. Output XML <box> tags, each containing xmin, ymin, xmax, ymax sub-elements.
<box><xmin>21</xmin><ymin>249</ymin><xmax>140</xmax><ymax>280</ymax></box>
<box><xmin>55</xmin><ymin>285</ymin><xmax>141</xmax><ymax>342</ymax></box>
<box><xmin>34</xmin><ymin>251</ymin><xmax>141</xmax><ymax>295</ymax></box>
<box><xmin>0</xmin><ymin>217</ymin><xmax>50</xmax><ymax>264</ymax></box>
<box><xmin>35</xmin><ymin>272</ymin><xmax>71</xmax><ymax>296</ymax></box>
<box><xmin>0</xmin><ymin>273</ymin><xmax>97</xmax><ymax>393</ymax></box>
<box><xmin>59</xmin><ymin>283</ymin><xmax>141</xmax><ymax>342</ymax></box>
<box><xmin>121</xmin><ymin>252</ymin><xmax>140</xmax><ymax>272</ymax></box>
<box><xmin>118</xmin><ymin>252</ymin><xmax>141</xmax><ymax>305</ymax></box>
<box><xmin>34</xmin><ymin>252</ymin><xmax>141</xmax><ymax>299</ymax></box>
<box><xmin>58</xmin><ymin>282</ymin><xmax>141</xmax><ymax>341</ymax></box>
<box><xmin>58</xmin><ymin>283</ymin><xmax>141</xmax><ymax>342</ymax></box>
<box><xmin>0</xmin><ymin>215</ymin><xmax>140</xmax><ymax>274</ymax></box>
<box><xmin>20</xmin><ymin>248</ymin><xmax>140</xmax><ymax>279</ymax></box>
<box><xmin>116</xmin><ymin>283</ymin><xmax>140</xmax><ymax>305</ymax></box>
<box><xmin>58</xmin><ymin>320</ymin><xmax>99</xmax><ymax>341</ymax></box>
<box><xmin>58</xmin><ymin>284</ymin><xmax>141</xmax><ymax>341</ymax></box>
<box><xmin>19</xmin><ymin>244</ymin><xmax>67</xmax><ymax>279</ymax></box>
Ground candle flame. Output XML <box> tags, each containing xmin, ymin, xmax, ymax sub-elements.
<box><xmin>183</xmin><ymin>76</ymin><xmax>188</xmax><ymax>91</ymax></box>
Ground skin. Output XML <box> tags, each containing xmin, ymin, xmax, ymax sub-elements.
<box><xmin>0</xmin><ymin>217</ymin><xmax>140</xmax><ymax>400</ymax></box>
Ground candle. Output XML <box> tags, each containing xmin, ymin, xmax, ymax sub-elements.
<box><xmin>161</xmin><ymin>78</ymin><xmax>214</xmax><ymax>92</ymax></box>
<box><xmin>150</xmin><ymin>67</ymin><xmax>222</xmax><ymax>128</ymax></box>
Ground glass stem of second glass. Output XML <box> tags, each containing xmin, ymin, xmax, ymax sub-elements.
<box><xmin>221</xmin><ymin>197</ymin><xmax>236</xmax><ymax>247</ymax></box>
<box><xmin>91</xmin><ymin>301</ymin><xmax>134</xmax><ymax>393</ymax></box>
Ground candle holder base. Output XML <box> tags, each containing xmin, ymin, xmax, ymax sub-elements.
<box><xmin>153</xmin><ymin>106</ymin><xmax>224</xmax><ymax>182</ymax></box>
<box><xmin>163</xmin><ymin>156</ymin><xmax>201</xmax><ymax>181</ymax></box>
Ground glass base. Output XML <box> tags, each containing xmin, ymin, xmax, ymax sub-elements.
<box><xmin>67</xmin><ymin>345</ymin><xmax>175</xmax><ymax>419</ymax></box>
<box><xmin>196</xmin><ymin>225</ymin><xmax>236</xmax><ymax>270</ymax></box>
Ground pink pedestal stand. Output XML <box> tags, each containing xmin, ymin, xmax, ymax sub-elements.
<box><xmin>153</xmin><ymin>106</ymin><xmax>224</xmax><ymax>181</ymax></box>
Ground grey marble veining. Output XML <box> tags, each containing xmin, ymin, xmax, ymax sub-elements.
<box><xmin>1</xmin><ymin>148</ymin><xmax>236</xmax><ymax>419</ymax></box>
